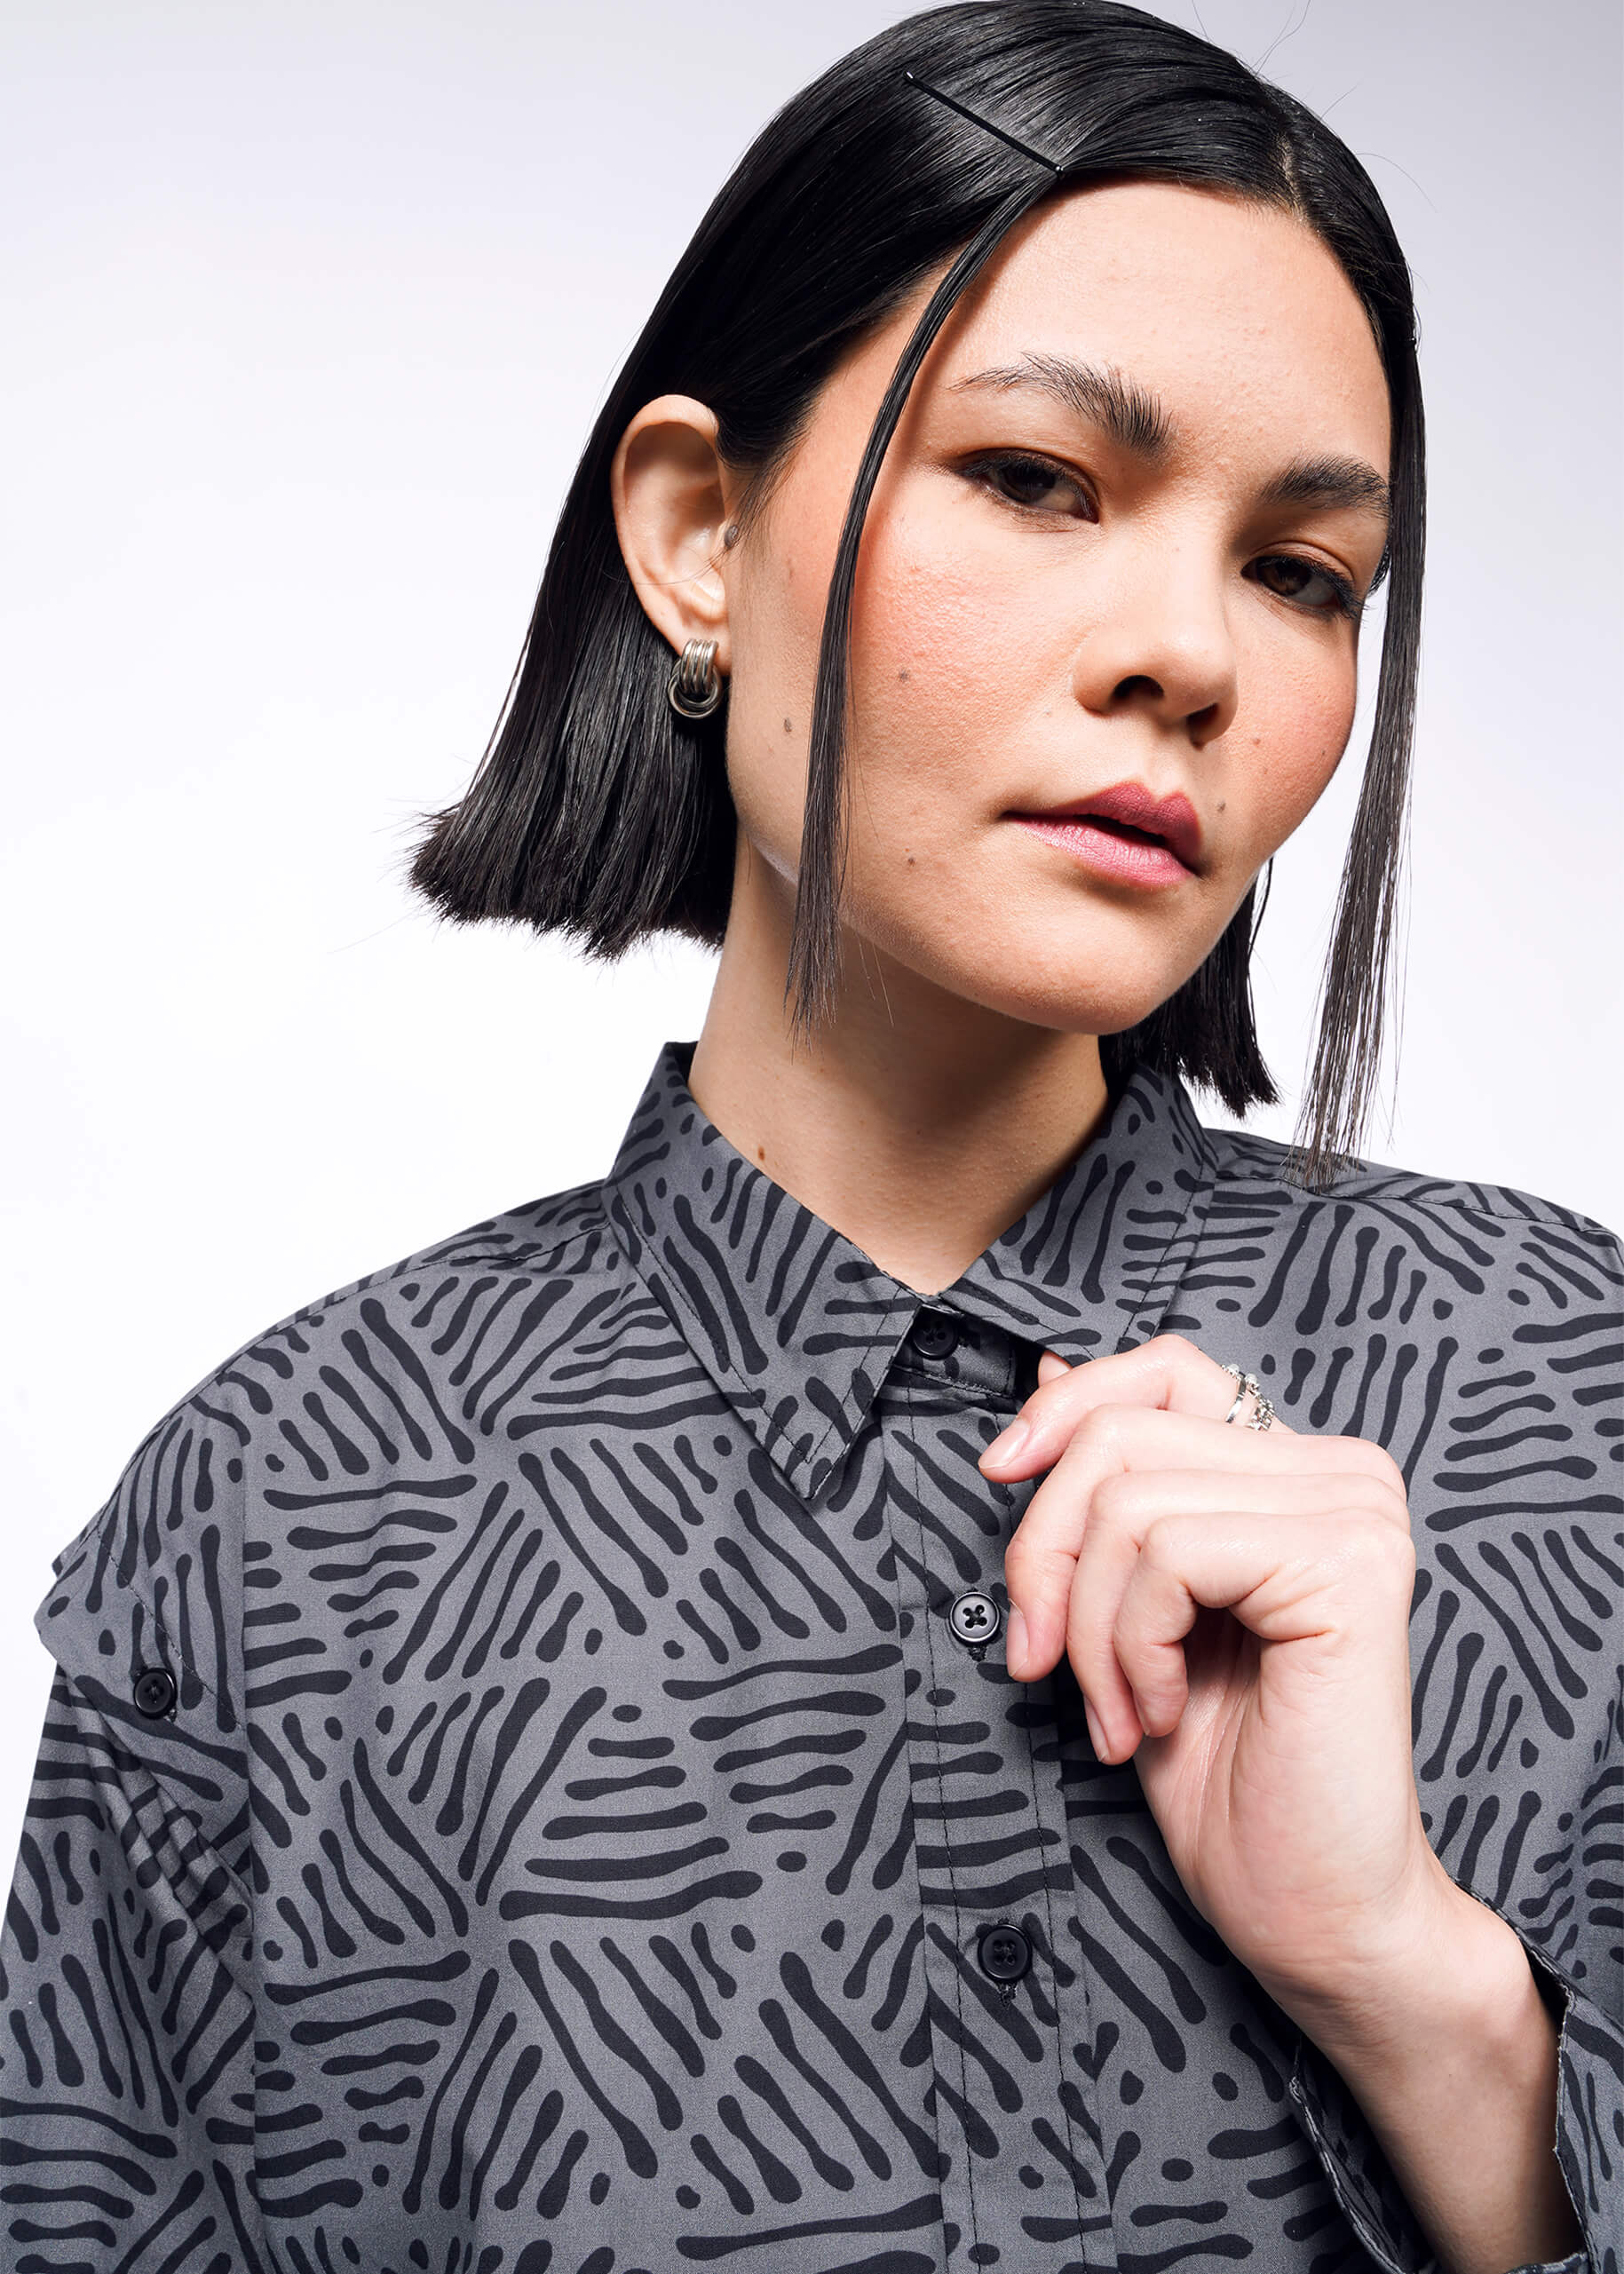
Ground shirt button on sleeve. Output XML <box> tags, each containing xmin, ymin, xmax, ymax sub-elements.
<box><xmin>131</xmin><ymin>1666</ymin><xmax>178</xmax><ymax>1718</ymax></box>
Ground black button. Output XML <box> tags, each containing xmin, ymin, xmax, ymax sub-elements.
<box><xmin>947</xmin><ymin>1590</ymin><xmax>1002</xmax><ymax>1648</ymax></box>
<box><xmin>907</xmin><ymin>1311</ymin><xmax>959</xmax><ymax>1360</ymax></box>
<box><xmin>132</xmin><ymin>1667</ymin><xmax>177</xmax><ymax>1719</ymax></box>
<box><xmin>977</xmin><ymin>1922</ymin><xmax>1032</xmax><ymax>1984</ymax></box>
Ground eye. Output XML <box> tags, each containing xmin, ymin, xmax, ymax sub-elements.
<box><xmin>963</xmin><ymin>450</ymin><xmax>1097</xmax><ymax>520</ymax></box>
<box><xmin>1248</xmin><ymin>553</ymin><xmax>1359</xmax><ymax>620</ymax></box>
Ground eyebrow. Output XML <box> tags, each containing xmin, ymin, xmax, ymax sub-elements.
<box><xmin>1254</xmin><ymin>455</ymin><xmax>1390</xmax><ymax>522</ymax></box>
<box><xmin>948</xmin><ymin>354</ymin><xmax>1173</xmax><ymax>458</ymax></box>
<box><xmin>947</xmin><ymin>353</ymin><xmax>1390</xmax><ymax>523</ymax></box>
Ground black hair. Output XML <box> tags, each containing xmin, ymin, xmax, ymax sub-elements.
<box><xmin>408</xmin><ymin>0</ymin><xmax>1423</xmax><ymax>1192</ymax></box>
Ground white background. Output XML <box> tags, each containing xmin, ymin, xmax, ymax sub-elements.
<box><xmin>2</xmin><ymin>0</ymin><xmax>1620</xmax><ymax>1865</ymax></box>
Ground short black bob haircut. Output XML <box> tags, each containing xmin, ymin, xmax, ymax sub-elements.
<box><xmin>409</xmin><ymin>0</ymin><xmax>1423</xmax><ymax>1195</ymax></box>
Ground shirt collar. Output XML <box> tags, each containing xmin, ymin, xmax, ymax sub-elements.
<box><xmin>602</xmin><ymin>1039</ymin><xmax>1217</xmax><ymax>1504</ymax></box>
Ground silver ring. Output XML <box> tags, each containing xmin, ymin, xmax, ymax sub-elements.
<box><xmin>667</xmin><ymin>636</ymin><xmax>725</xmax><ymax>719</ymax></box>
<box><xmin>1220</xmin><ymin>1361</ymin><xmax>1276</xmax><ymax>1432</ymax></box>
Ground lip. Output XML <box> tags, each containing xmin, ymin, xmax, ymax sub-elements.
<box><xmin>1008</xmin><ymin>781</ymin><xmax>1204</xmax><ymax>886</ymax></box>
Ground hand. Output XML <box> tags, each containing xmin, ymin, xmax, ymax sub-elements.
<box><xmin>977</xmin><ymin>1333</ymin><xmax>1459</xmax><ymax>2021</ymax></box>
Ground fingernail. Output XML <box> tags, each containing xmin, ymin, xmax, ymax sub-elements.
<box><xmin>1084</xmin><ymin>1700</ymin><xmax>1108</xmax><ymax>1758</ymax></box>
<box><xmin>982</xmin><ymin>1419</ymin><xmax>1029</xmax><ymax>1468</ymax></box>
<box><xmin>1005</xmin><ymin>1604</ymin><xmax>1028</xmax><ymax>1676</ymax></box>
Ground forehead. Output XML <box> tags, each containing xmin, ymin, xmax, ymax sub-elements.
<box><xmin>923</xmin><ymin>178</ymin><xmax>1391</xmax><ymax>471</ymax></box>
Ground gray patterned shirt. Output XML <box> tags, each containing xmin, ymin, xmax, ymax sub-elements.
<box><xmin>3</xmin><ymin>1039</ymin><xmax>1619</xmax><ymax>2273</ymax></box>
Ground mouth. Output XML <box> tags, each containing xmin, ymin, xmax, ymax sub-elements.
<box><xmin>1007</xmin><ymin>781</ymin><xmax>1204</xmax><ymax>886</ymax></box>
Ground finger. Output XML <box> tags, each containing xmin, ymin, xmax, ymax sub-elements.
<box><xmin>1002</xmin><ymin>1406</ymin><xmax>1400</xmax><ymax>1676</ymax></box>
<box><xmin>1110</xmin><ymin>1509</ymin><xmax>1414</xmax><ymax>1746</ymax></box>
<box><xmin>1058</xmin><ymin>1489</ymin><xmax>1145</xmax><ymax>1747</ymax></box>
<box><xmin>981</xmin><ymin>1333</ymin><xmax>1294</xmax><ymax>1478</ymax></box>
<box><xmin>1036</xmin><ymin>1349</ymin><xmax>1072</xmax><ymax>1387</ymax></box>
<box><xmin>1051</xmin><ymin>1471</ymin><xmax>1402</xmax><ymax>1745</ymax></box>
<box><xmin>1108</xmin><ymin>1517</ymin><xmax>1241</xmax><ymax>1746</ymax></box>
<box><xmin>1018</xmin><ymin>1462</ymin><xmax>1402</xmax><ymax>1695</ymax></box>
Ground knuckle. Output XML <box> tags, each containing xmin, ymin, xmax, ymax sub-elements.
<box><xmin>1375</xmin><ymin>1450</ymin><xmax>1407</xmax><ymax>1500</ymax></box>
<box><xmin>1149</xmin><ymin>1330</ymin><xmax>1196</xmax><ymax>1364</ymax></box>
<box><xmin>1090</xmin><ymin>1470</ymin><xmax>1138</xmax><ymax>1523</ymax></box>
<box><xmin>1138</xmin><ymin>1514</ymin><xmax>1181</xmax><ymax>1568</ymax></box>
<box><xmin>1345</xmin><ymin>1516</ymin><xmax>1414</xmax><ymax>1583</ymax></box>
<box><xmin>1382</xmin><ymin>1523</ymin><xmax>1418</xmax><ymax>1578</ymax></box>
<box><xmin>1336</xmin><ymin>1475</ymin><xmax>1398</xmax><ymax>1523</ymax></box>
<box><xmin>1077</xmin><ymin>1403</ymin><xmax>1117</xmax><ymax>1446</ymax></box>
<box><xmin>1367</xmin><ymin>1472</ymin><xmax>1413</xmax><ymax>1532</ymax></box>
<box><xmin>1316</xmin><ymin>1434</ymin><xmax>1410</xmax><ymax>1515</ymax></box>
<box><xmin>1150</xmin><ymin>1331</ymin><xmax>1203</xmax><ymax>1394</ymax></box>
<box><xmin>1006</xmin><ymin>1532</ymin><xmax>1073</xmax><ymax>1593</ymax></box>
<box><xmin>1351</xmin><ymin>1437</ymin><xmax>1406</xmax><ymax>1496</ymax></box>
<box><xmin>1002</xmin><ymin>1535</ymin><xmax>1040</xmax><ymax>1591</ymax></box>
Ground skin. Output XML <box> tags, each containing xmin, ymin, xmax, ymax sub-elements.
<box><xmin>608</xmin><ymin>181</ymin><xmax>1580</xmax><ymax>2270</ymax></box>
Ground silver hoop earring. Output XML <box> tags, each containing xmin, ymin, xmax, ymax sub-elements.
<box><xmin>667</xmin><ymin>637</ymin><xmax>724</xmax><ymax>720</ymax></box>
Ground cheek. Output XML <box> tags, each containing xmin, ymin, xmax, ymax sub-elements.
<box><xmin>1236</xmin><ymin>633</ymin><xmax>1360</xmax><ymax>850</ymax></box>
<box><xmin>846</xmin><ymin>511</ymin><xmax>1050</xmax><ymax>817</ymax></box>
<box><xmin>858</xmin><ymin>542</ymin><xmax>1006</xmax><ymax>706</ymax></box>
<box><xmin>724</xmin><ymin>500</ymin><xmax>1032</xmax><ymax>891</ymax></box>
<box><xmin>719</xmin><ymin>541</ymin><xmax>828</xmax><ymax>876</ymax></box>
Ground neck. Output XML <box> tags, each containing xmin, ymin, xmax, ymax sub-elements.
<box><xmin>686</xmin><ymin>858</ymin><xmax>1113</xmax><ymax>1298</ymax></box>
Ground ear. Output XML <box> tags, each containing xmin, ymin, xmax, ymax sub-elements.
<box><xmin>609</xmin><ymin>394</ymin><xmax>738</xmax><ymax>676</ymax></box>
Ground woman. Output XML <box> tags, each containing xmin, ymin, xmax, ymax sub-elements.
<box><xmin>2</xmin><ymin>4</ymin><xmax>1616</xmax><ymax>2270</ymax></box>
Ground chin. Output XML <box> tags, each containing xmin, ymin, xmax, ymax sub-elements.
<box><xmin>908</xmin><ymin>953</ymin><xmax>1177</xmax><ymax>1038</ymax></box>
<box><xmin>848</xmin><ymin>890</ymin><xmax>1195</xmax><ymax>1034</ymax></box>
<box><xmin>957</xmin><ymin>930</ymin><xmax>1192</xmax><ymax>1031</ymax></box>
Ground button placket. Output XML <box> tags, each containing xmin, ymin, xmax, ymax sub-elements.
<box><xmin>880</xmin><ymin>1332</ymin><xmax>1105</xmax><ymax>2269</ymax></box>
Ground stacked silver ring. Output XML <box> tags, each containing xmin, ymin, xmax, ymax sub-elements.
<box><xmin>1219</xmin><ymin>1362</ymin><xmax>1276</xmax><ymax>1431</ymax></box>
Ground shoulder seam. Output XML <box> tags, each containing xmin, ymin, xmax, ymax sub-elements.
<box><xmin>1204</xmin><ymin>1144</ymin><xmax>1618</xmax><ymax>1242</ymax></box>
<box><xmin>178</xmin><ymin>1210</ymin><xmax>611</xmax><ymax>1421</ymax></box>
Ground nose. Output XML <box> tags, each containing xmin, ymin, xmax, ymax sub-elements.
<box><xmin>1069</xmin><ymin>537</ymin><xmax>1239</xmax><ymax>746</ymax></box>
